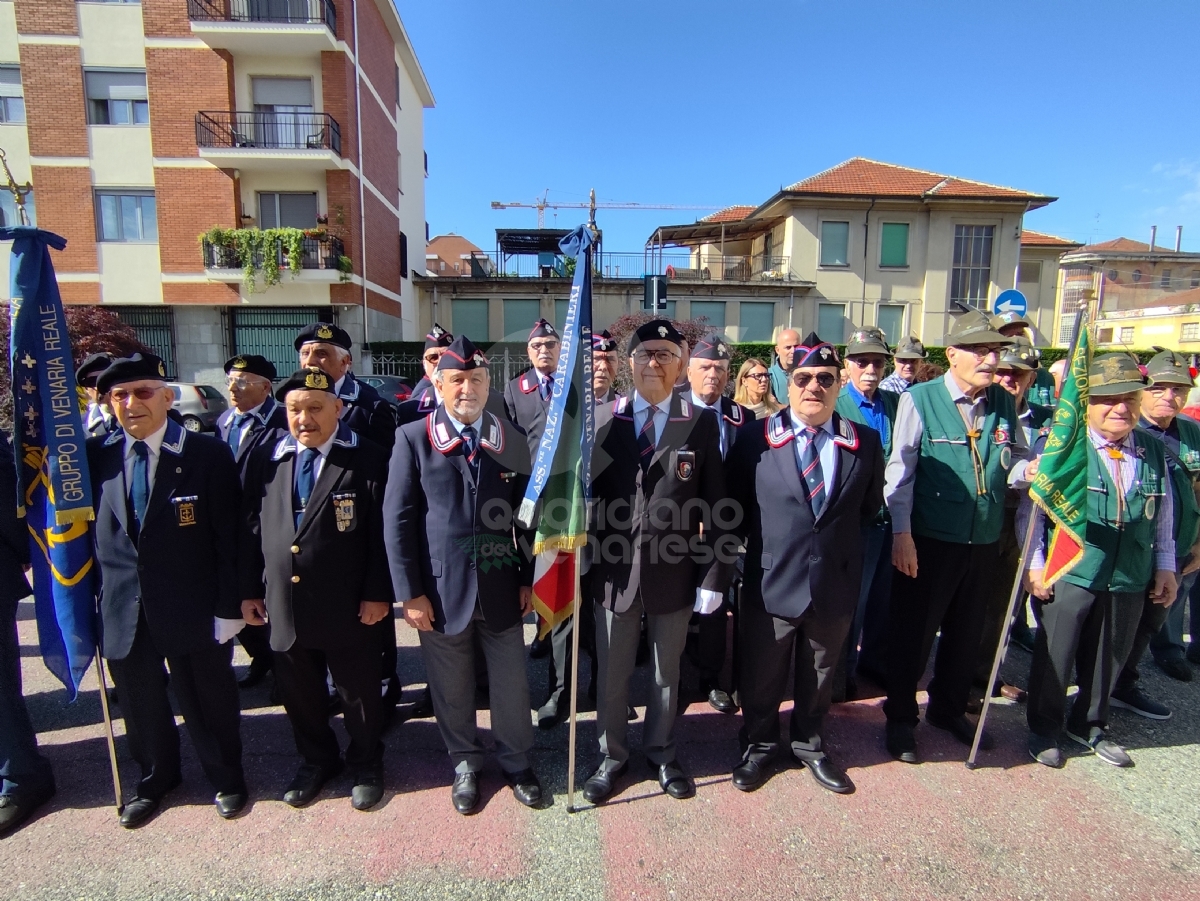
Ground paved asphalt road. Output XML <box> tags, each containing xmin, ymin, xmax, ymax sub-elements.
<box><xmin>4</xmin><ymin>597</ymin><xmax>1200</xmax><ymax>901</ymax></box>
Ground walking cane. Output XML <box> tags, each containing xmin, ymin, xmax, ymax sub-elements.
<box><xmin>565</xmin><ymin>547</ymin><xmax>584</xmax><ymax>813</ymax></box>
<box><xmin>93</xmin><ymin>648</ymin><xmax>124</xmax><ymax>813</ymax></box>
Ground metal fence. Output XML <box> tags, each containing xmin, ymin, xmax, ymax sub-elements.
<box><xmin>371</xmin><ymin>348</ymin><xmax>531</xmax><ymax>386</ymax></box>
<box><xmin>195</xmin><ymin>110</ymin><xmax>342</xmax><ymax>155</ymax></box>
<box><xmin>463</xmin><ymin>251</ymin><xmax>800</xmax><ymax>282</ymax></box>
<box><xmin>202</xmin><ymin>234</ymin><xmax>345</xmax><ymax>271</ymax></box>
<box><xmin>187</xmin><ymin>0</ymin><xmax>336</xmax><ymax>30</ymax></box>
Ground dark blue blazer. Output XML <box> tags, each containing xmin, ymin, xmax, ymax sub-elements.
<box><xmin>87</xmin><ymin>419</ymin><xmax>242</xmax><ymax>660</ymax></box>
<box><xmin>215</xmin><ymin>395</ymin><xmax>290</xmax><ymax>481</ymax></box>
<box><xmin>503</xmin><ymin>369</ymin><xmax>552</xmax><ymax>459</ymax></box>
<box><xmin>384</xmin><ymin>405</ymin><xmax>534</xmax><ymax>636</ymax></box>
<box><xmin>337</xmin><ymin>372</ymin><xmax>396</xmax><ymax>451</ymax></box>
<box><xmin>0</xmin><ymin>434</ymin><xmax>31</xmax><ymax>609</ymax></box>
<box><xmin>727</xmin><ymin>409</ymin><xmax>884</xmax><ymax>621</ymax></box>
<box><xmin>394</xmin><ymin>385</ymin><xmax>507</xmax><ymax>428</ymax></box>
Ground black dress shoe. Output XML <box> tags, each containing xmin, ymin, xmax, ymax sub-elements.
<box><xmin>238</xmin><ymin>655</ymin><xmax>272</xmax><ymax>689</ymax></box>
<box><xmin>119</xmin><ymin>796</ymin><xmax>162</xmax><ymax>829</ymax></box>
<box><xmin>926</xmin><ymin>711</ymin><xmax>993</xmax><ymax>750</ymax></box>
<box><xmin>529</xmin><ymin>635</ymin><xmax>551</xmax><ymax>659</ymax></box>
<box><xmin>537</xmin><ymin>700</ymin><xmax>565</xmax><ymax>729</ymax></box>
<box><xmin>885</xmin><ymin>721</ymin><xmax>918</xmax><ymax>764</ymax></box>
<box><xmin>652</xmin><ymin>759</ymin><xmax>694</xmax><ymax>800</ymax></box>
<box><xmin>451</xmin><ymin>771</ymin><xmax>480</xmax><ymax>815</ymax></box>
<box><xmin>409</xmin><ymin>687</ymin><xmax>434</xmax><ymax>719</ymax></box>
<box><xmin>0</xmin><ymin>782</ymin><xmax>55</xmax><ymax>837</ymax></box>
<box><xmin>382</xmin><ymin>677</ymin><xmax>402</xmax><ymax>707</ymax></box>
<box><xmin>215</xmin><ymin>791</ymin><xmax>248</xmax><ymax>819</ymax></box>
<box><xmin>626</xmin><ymin>705</ymin><xmax>637</xmax><ymax>721</ymax></box>
<box><xmin>581</xmin><ymin>762</ymin><xmax>627</xmax><ymax>804</ymax></box>
<box><xmin>699</xmin><ymin>679</ymin><xmax>738</xmax><ymax>714</ymax></box>
<box><xmin>351</xmin><ymin>768</ymin><xmax>385</xmax><ymax>811</ymax></box>
<box><xmin>504</xmin><ymin>768</ymin><xmax>543</xmax><ymax>808</ymax></box>
<box><xmin>283</xmin><ymin>761</ymin><xmax>343</xmax><ymax>808</ymax></box>
<box><xmin>800</xmin><ymin>755</ymin><xmax>854</xmax><ymax>794</ymax></box>
<box><xmin>731</xmin><ymin>753</ymin><xmax>772</xmax><ymax>792</ymax></box>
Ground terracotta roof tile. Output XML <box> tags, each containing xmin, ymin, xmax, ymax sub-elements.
<box><xmin>785</xmin><ymin>158</ymin><xmax>1051</xmax><ymax>203</ymax></box>
<box><xmin>699</xmin><ymin>205</ymin><xmax>756</xmax><ymax>223</ymax></box>
<box><xmin>1020</xmin><ymin>230</ymin><xmax>1081</xmax><ymax>248</ymax></box>
<box><xmin>1080</xmin><ymin>237</ymin><xmax>1157</xmax><ymax>253</ymax></box>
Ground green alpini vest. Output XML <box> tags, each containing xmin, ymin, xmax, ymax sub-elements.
<box><xmin>1063</xmin><ymin>432</ymin><xmax>1167</xmax><ymax>593</ymax></box>
<box><xmin>908</xmin><ymin>379</ymin><xmax>1019</xmax><ymax>545</ymax></box>
<box><xmin>835</xmin><ymin>387</ymin><xmax>899</xmax><ymax>457</ymax></box>
<box><xmin>1138</xmin><ymin>416</ymin><xmax>1200</xmax><ymax>557</ymax></box>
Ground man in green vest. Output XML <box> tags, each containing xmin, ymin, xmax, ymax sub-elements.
<box><xmin>972</xmin><ymin>337</ymin><xmax>1053</xmax><ymax>705</ymax></box>
<box><xmin>834</xmin><ymin>327</ymin><xmax>900</xmax><ymax>699</ymax></box>
<box><xmin>991</xmin><ymin>312</ymin><xmax>1056</xmax><ymax>408</ymax></box>
<box><xmin>1133</xmin><ymin>350</ymin><xmax>1200</xmax><ymax>696</ymax></box>
<box><xmin>882</xmin><ymin>309</ymin><xmax>1022</xmax><ymax>764</ymax></box>
<box><xmin>1022</xmin><ymin>353</ymin><xmax>1177</xmax><ymax>768</ymax></box>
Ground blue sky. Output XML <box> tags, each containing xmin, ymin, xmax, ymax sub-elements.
<box><xmin>397</xmin><ymin>0</ymin><xmax>1200</xmax><ymax>254</ymax></box>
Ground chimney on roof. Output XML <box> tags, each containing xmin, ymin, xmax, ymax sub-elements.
<box><xmin>1176</xmin><ymin>226</ymin><xmax>1183</xmax><ymax>253</ymax></box>
<box><xmin>1150</xmin><ymin>226</ymin><xmax>1157</xmax><ymax>252</ymax></box>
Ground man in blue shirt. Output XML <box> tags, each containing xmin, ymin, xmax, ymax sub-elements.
<box><xmin>769</xmin><ymin>329</ymin><xmax>801</xmax><ymax>404</ymax></box>
<box><xmin>834</xmin><ymin>328</ymin><xmax>899</xmax><ymax>698</ymax></box>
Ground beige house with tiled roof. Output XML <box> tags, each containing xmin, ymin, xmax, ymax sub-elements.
<box><xmin>650</xmin><ymin>157</ymin><xmax>1064</xmax><ymax>345</ymax></box>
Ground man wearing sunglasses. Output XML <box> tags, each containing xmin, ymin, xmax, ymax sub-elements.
<box><xmin>882</xmin><ymin>309</ymin><xmax>1023</xmax><ymax>764</ymax></box>
<box><xmin>727</xmin><ymin>333</ymin><xmax>884</xmax><ymax>794</ymax></box>
<box><xmin>582</xmin><ymin>319</ymin><xmax>734</xmax><ymax>804</ymax></box>
<box><xmin>87</xmin><ymin>353</ymin><xmax>247</xmax><ymax>827</ymax></box>
<box><xmin>411</xmin><ymin>323</ymin><xmax>452</xmax><ymax>398</ymax></box>
<box><xmin>834</xmin><ymin>328</ymin><xmax>900</xmax><ymax>700</ymax></box>
<box><xmin>397</xmin><ymin>324</ymin><xmax>506</xmax><ymax>428</ymax></box>
<box><xmin>216</xmin><ymin>354</ymin><xmax>290</xmax><ymax>690</ymax></box>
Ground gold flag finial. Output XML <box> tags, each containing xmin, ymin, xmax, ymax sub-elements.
<box><xmin>0</xmin><ymin>149</ymin><xmax>33</xmax><ymax>227</ymax></box>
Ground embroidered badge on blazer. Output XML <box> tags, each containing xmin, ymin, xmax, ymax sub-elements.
<box><xmin>674</xmin><ymin>449</ymin><xmax>696</xmax><ymax>482</ymax></box>
<box><xmin>333</xmin><ymin>491</ymin><xmax>356</xmax><ymax>532</ymax></box>
<box><xmin>172</xmin><ymin>495</ymin><xmax>198</xmax><ymax>527</ymax></box>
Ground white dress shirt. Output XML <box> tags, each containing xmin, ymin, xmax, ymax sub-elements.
<box><xmin>123</xmin><ymin>420</ymin><xmax>168</xmax><ymax>496</ymax></box>
<box><xmin>791</xmin><ymin>414</ymin><xmax>839</xmax><ymax>513</ymax></box>
<box><xmin>630</xmin><ymin>392</ymin><xmax>670</xmax><ymax>448</ymax></box>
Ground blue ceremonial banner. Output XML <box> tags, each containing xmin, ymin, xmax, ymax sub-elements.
<box><xmin>3</xmin><ymin>226</ymin><xmax>96</xmax><ymax>699</ymax></box>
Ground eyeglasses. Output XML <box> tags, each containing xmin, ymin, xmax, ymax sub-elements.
<box><xmin>226</xmin><ymin>376</ymin><xmax>262</xmax><ymax>388</ymax></box>
<box><xmin>791</xmin><ymin>372</ymin><xmax>837</xmax><ymax>389</ymax></box>
<box><xmin>529</xmin><ymin>340</ymin><xmax>560</xmax><ymax>352</ymax></box>
<box><xmin>1146</xmin><ymin>384</ymin><xmax>1188</xmax><ymax>395</ymax></box>
<box><xmin>423</xmin><ymin>353</ymin><xmax>443</xmax><ymax>364</ymax></box>
<box><xmin>631</xmin><ymin>349</ymin><xmax>681</xmax><ymax>366</ymax></box>
<box><xmin>744</xmin><ymin>373</ymin><xmax>770</xmax><ymax>382</ymax></box>
<box><xmin>110</xmin><ymin>387</ymin><xmax>163</xmax><ymax>403</ymax></box>
<box><xmin>961</xmin><ymin>344</ymin><xmax>1006</xmax><ymax>358</ymax></box>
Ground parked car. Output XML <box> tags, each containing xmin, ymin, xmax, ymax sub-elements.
<box><xmin>361</xmin><ymin>375</ymin><xmax>412</xmax><ymax>409</ymax></box>
<box><xmin>167</xmin><ymin>383</ymin><xmax>228</xmax><ymax>432</ymax></box>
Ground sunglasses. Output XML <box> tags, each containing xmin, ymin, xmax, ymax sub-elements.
<box><xmin>791</xmin><ymin>372</ymin><xmax>837</xmax><ymax>389</ymax></box>
<box><xmin>423</xmin><ymin>353</ymin><xmax>443</xmax><ymax>364</ymax></box>
<box><xmin>529</xmin><ymin>340</ymin><xmax>560</xmax><ymax>352</ymax></box>
<box><xmin>110</xmin><ymin>387</ymin><xmax>163</xmax><ymax>403</ymax></box>
<box><xmin>744</xmin><ymin>373</ymin><xmax>770</xmax><ymax>382</ymax></box>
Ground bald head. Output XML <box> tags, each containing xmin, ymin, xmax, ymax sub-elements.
<box><xmin>775</xmin><ymin>329</ymin><xmax>801</xmax><ymax>370</ymax></box>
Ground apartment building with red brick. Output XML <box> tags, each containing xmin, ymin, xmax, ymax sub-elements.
<box><xmin>0</xmin><ymin>0</ymin><xmax>433</xmax><ymax>380</ymax></box>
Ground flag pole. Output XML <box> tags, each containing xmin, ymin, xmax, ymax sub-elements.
<box><xmin>93</xmin><ymin>648</ymin><xmax>124</xmax><ymax>812</ymax></box>
<box><xmin>966</xmin><ymin>305</ymin><xmax>1088</xmax><ymax>769</ymax></box>
<box><xmin>565</xmin><ymin>547</ymin><xmax>583</xmax><ymax>812</ymax></box>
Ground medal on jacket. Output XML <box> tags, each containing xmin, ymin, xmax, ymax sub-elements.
<box><xmin>333</xmin><ymin>492</ymin><xmax>356</xmax><ymax>532</ymax></box>
<box><xmin>674</xmin><ymin>449</ymin><xmax>695</xmax><ymax>482</ymax></box>
<box><xmin>1145</xmin><ymin>495</ymin><xmax>1156</xmax><ymax>521</ymax></box>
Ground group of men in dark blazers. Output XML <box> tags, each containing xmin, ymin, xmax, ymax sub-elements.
<box><xmin>239</xmin><ymin>366</ymin><xmax>394</xmax><ymax>811</ymax></box>
<box><xmin>728</xmin><ymin>334</ymin><xmax>885</xmax><ymax>794</ymax></box>
<box><xmin>385</xmin><ymin>335</ymin><xmax>543</xmax><ymax>814</ymax></box>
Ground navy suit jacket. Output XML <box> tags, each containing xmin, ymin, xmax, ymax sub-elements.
<box><xmin>394</xmin><ymin>385</ymin><xmax>507</xmax><ymax>428</ymax></box>
<box><xmin>503</xmin><ymin>369</ymin><xmax>552</xmax><ymax>459</ymax></box>
<box><xmin>337</xmin><ymin>372</ymin><xmax>396</xmax><ymax>451</ymax></box>
<box><xmin>0</xmin><ymin>435</ymin><xmax>31</xmax><ymax>610</ymax></box>
<box><xmin>87</xmin><ymin>419</ymin><xmax>242</xmax><ymax>660</ymax></box>
<box><xmin>384</xmin><ymin>406</ymin><xmax>534</xmax><ymax>636</ymax></box>
<box><xmin>215</xmin><ymin>395</ymin><xmax>290</xmax><ymax>482</ymax></box>
<box><xmin>728</xmin><ymin>409</ymin><xmax>884</xmax><ymax>621</ymax></box>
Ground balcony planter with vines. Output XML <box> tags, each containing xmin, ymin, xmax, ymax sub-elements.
<box><xmin>199</xmin><ymin>226</ymin><xmax>343</xmax><ymax>293</ymax></box>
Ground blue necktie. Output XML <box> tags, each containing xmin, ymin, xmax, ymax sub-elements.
<box><xmin>800</xmin><ymin>427</ymin><xmax>826</xmax><ymax>513</ymax></box>
<box><xmin>294</xmin><ymin>447</ymin><xmax>319</xmax><ymax>528</ymax></box>
<box><xmin>637</xmin><ymin>407</ymin><xmax>657</xmax><ymax>472</ymax></box>
<box><xmin>130</xmin><ymin>440</ymin><xmax>150</xmax><ymax>531</ymax></box>
<box><xmin>540</xmin><ymin>373</ymin><xmax>554</xmax><ymax>402</ymax></box>
<box><xmin>227</xmin><ymin>413</ymin><xmax>249</xmax><ymax>453</ymax></box>
<box><xmin>461</xmin><ymin>425</ymin><xmax>479</xmax><ymax>475</ymax></box>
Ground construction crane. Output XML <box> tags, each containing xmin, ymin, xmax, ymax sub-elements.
<box><xmin>491</xmin><ymin>188</ymin><xmax>719</xmax><ymax>229</ymax></box>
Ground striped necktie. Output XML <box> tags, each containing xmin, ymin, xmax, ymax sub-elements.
<box><xmin>461</xmin><ymin>425</ymin><xmax>479</xmax><ymax>475</ymax></box>
<box><xmin>637</xmin><ymin>407</ymin><xmax>657</xmax><ymax>472</ymax></box>
<box><xmin>800</xmin><ymin>427</ymin><xmax>826</xmax><ymax>513</ymax></box>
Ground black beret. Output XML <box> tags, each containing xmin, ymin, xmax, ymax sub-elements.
<box><xmin>424</xmin><ymin>323</ymin><xmax>453</xmax><ymax>350</ymax></box>
<box><xmin>223</xmin><ymin>354</ymin><xmax>276</xmax><ymax>381</ymax></box>
<box><xmin>630</xmin><ymin>319</ymin><xmax>684</xmax><ymax>350</ymax></box>
<box><xmin>96</xmin><ymin>353</ymin><xmax>168</xmax><ymax>394</ymax></box>
<box><xmin>592</xmin><ymin>330</ymin><xmax>617</xmax><ymax>353</ymax></box>
<box><xmin>437</xmin><ymin>335</ymin><xmax>489</xmax><ymax>372</ymax></box>
<box><xmin>529</xmin><ymin>319</ymin><xmax>559</xmax><ymax>341</ymax></box>
<box><xmin>75</xmin><ymin>352</ymin><xmax>114</xmax><ymax>389</ymax></box>
<box><xmin>691</xmin><ymin>333</ymin><xmax>732</xmax><ymax>361</ymax></box>
<box><xmin>786</xmin><ymin>332</ymin><xmax>842</xmax><ymax>372</ymax></box>
<box><xmin>275</xmin><ymin>367</ymin><xmax>338</xmax><ymax>400</ymax></box>
<box><xmin>294</xmin><ymin>322</ymin><xmax>352</xmax><ymax>352</ymax></box>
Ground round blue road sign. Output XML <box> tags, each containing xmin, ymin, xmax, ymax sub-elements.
<box><xmin>993</xmin><ymin>289</ymin><xmax>1027</xmax><ymax>317</ymax></box>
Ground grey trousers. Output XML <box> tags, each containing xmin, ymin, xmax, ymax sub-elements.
<box><xmin>418</xmin><ymin>612</ymin><xmax>533</xmax><ymax>775</ymax></box>
<box><xmin>594</xmin><ymin>597</ymin><xmax>691</xmax><ymax>769</ymax></box>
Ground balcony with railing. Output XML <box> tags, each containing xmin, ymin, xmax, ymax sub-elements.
<box><xmin>195</xmin><ymin>111</ymin><xmax>343</xmax><ymax>170</ymax></box>
<box><xmin>444</xmin><ymin>250</ymin><xmax>802</xmax><ymax>283</ymax></box>
<box><xmin>187</xmin><ymin>0</ymin><xmax>338</xmax><ymax>53</ymax></box>
<box><xmin>202</xmin><ymin>230</ymin><xmax>349</xmax><ymax>291</ymax></box>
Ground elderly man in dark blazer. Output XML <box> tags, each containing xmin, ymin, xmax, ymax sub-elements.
<box><xmin>385</xmin><ymin>336</ymin><xmax>542</xmax><ymax>815</ymax></box>
<box><xmin>728</xmin><ymin>334</ymin><xmax>885</xmax><ymax>794</ymax></box>
<box><xmin>503</xmin><ymin>318</ymin><xmax>560</xmax><ymax>460</ymax></box>
<box><xmin>581</xmin><ymin>319</ymin><xmax>736</xmax><ymax>805</ymax></box>
<box><xmin>240</xmin><ymin>367</ymin><xmax>393</xmax><ymax>811</ymax></box>
<box><xmin>217</xmin><ymin>353</ymin><xmax>289</xmax><ymax>689</ymax></box>
<box><xmin>87</xmin><ymin>353</ymin><xmax>246</xmax><ymax>828</ymax></box>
